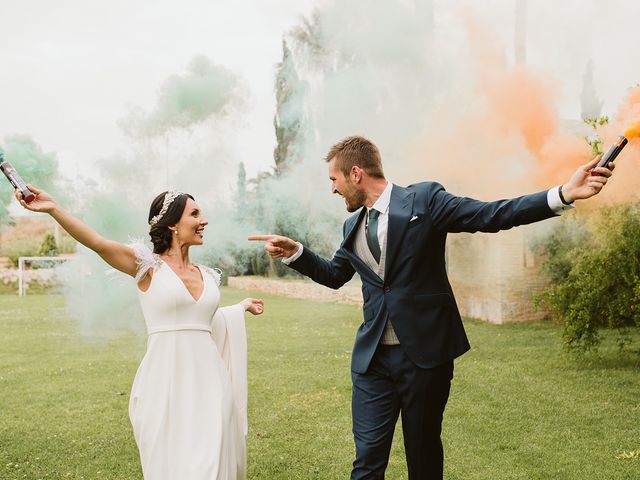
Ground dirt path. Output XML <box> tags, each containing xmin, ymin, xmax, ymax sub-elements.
<box><xmin>228</xmin><ymin>276</ymin><xmax>363</xmax><ymax>306</ymax></box>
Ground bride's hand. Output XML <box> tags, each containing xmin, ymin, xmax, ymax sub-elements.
<box><xmin>15</xmin><ymin>184</ymin><xmax>57</xmax><ymax>213</ymax></box>
<box><xmin>241</xmin><ymin>298</ymin><xmax>264</xmax><ymax>315</ymax></box>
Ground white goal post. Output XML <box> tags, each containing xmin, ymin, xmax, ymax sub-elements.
<box><xmin>17</xmin><ymin>256</ymin><xmax>74</xmax><ymax>296</ymax></box>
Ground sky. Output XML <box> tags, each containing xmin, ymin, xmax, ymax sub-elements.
<box><xmin>0</xmin><ymin>0</ymin><xmax>639</xmax><ymax>183</ymax></box>
<box><xmin>0</xmin><ymin>0</ymin><xmax>317</xmax><ymax>179</ymax></box>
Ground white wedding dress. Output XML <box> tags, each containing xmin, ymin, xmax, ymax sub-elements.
<box><xmin>128</xmin><ymin>243</ymin><xmax>247</xmax><ymax>480</ymax></box>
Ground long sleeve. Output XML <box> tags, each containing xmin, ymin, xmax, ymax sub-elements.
<box><xmin>285</xmin><ymin>218</ymin><xmax>357</xmax><ymax>289</ymax></box>
<box><xmin>211</xmin><ymin>303</ymin><xmax>248</xmax><ymax>436</ymax></box>
<box><xmin>281</xmin><ymin>242</ymin><xmax>303</xmax><ymax>265</ymax></box>
<box><xmin>427</xmin><ymin>182</ymin><xmax>557</xmax><ymax>233</ymax></box>
<box><xmin>288</xmin><ymin>245</ymin><xmax>356</xmax><ymax>290</ymax></box>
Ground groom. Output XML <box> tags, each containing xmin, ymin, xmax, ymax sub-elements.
<box><xmin>250</xmin><ymin>135</ymin><xmax>613</xmax><ymax>479</ymax></box>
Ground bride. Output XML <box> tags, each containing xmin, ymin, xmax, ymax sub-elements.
<box><xmin>16</xmin><ymin>186</ymin><xmax>262</xmax><ymax>479</ymax></box>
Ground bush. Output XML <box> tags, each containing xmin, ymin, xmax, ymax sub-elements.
<box><xmin>2</xmin><ymin>230</ymin><xmax>74</xmax><ymax>267</ymax></box>
<box><xmin>38</xmin><ymin>232</ymin><xmax>58</xmax><ymax>257</ymax></box>
<box><xmin>534</xmin><ymin>204</ymin><xmax>640</xmax><ymax>352</ymax></box>
<box><xmin>201</xmin><ymin>172</ymin><xmax>343</xmax><ymax>279</ymax></box>
<box><xmin>3</xmin><ymin>237</ymin><xmax>42</xmax><ymax>267</ymax></box>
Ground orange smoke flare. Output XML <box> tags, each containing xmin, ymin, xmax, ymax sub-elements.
<box><xmin>624</xmin><ymin>122</ymin><xmax>640</xmax><ymax>140</ymax></box>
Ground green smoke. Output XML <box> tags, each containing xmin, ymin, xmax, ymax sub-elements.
<box><xmin>60</xmin><ymin>56</ymin><xmax>248</xmax><ymax>335</ymax></box>
<box><xmin>0</xmin><ymin>135</ymin><xmax>61</xmax><ymax>223</ymax></box>
<box><xmin>122</xmin><ymin>55</ymin><xmax>245</xmax><ymax>138</ymax></box>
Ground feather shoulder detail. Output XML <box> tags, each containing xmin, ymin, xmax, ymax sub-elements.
<box><xmin>128</xmin><ymin>239</ymin><xmax>162</xmax><ymax>283</ymax></box>
<box><xmin>199</xmin><ymin>265</ymin><xmax>222</xmax><ymax>286</ymax></box>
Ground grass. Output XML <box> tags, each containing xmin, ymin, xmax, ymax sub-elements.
<box><xmin>0</xmin><ymin>291</ymin><xmax>639</xmax><ymax>479</ymax></box>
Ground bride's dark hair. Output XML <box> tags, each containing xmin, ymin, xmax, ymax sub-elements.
<box><xmin>148</xmin><ymin>191</ymin><xmax>195</xmax><ymax>254</ymax></box>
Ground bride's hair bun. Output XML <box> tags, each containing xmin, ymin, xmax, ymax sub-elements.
<box><xmin>148</xmin><ymin>191</ymin><xmax>194</xmax><ymax>254</ymax></box>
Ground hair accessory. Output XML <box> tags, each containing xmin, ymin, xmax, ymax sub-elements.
<box><xmin>149</xmin><ymin>191</ymin><xmax>182</xmax><ymax>226</ymax></box>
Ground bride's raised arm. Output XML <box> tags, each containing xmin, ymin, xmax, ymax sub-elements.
<box><xmin>15</xmin><ymin>184</ymin><xmax>138</xmax><ymax>278</ymax></box>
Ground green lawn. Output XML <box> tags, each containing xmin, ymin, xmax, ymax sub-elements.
<box><xmin>0</xmin><ymin>291</ymin><xmax>638</xmax><ymax>479</ymax></box>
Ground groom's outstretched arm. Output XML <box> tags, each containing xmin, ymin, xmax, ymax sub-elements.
<box><xmin>429</xmin><ymin>156</ymin><xmax>615</xmax><ymax>233</ymax></box>
<box><xmin>248</xmin><ymin>234</ymin><xmax>355</xmax><ymax>290</ymax></box>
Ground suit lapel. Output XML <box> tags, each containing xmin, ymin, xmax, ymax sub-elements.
<box><xmin>384</xmin><ymin>185</ymin><xmax>414</xmax><ymax>280</ymax></box>
<box><xmin>343</xmin><ymin>207</ymin><xmax>366</xmax><ymax>252</ymax></box>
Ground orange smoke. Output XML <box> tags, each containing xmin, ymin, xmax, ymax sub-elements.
<box><xmin>409</xmin><ymin>10</ymin><xmax>584</xmax><ymax>198</ymax></box>
<box><xmin>589</xmin><ymin>85</ymin><xmax>640</xmax><ymax>205</ymax></box>
<box><xmin>624</xmin><ymin>122</ymin><xmax>640</xmax><ymax>139</ymax></box>
<box><xmin>408</xmin><ymin>11</ymin><xmax>640</xmax><ymax>207</ymax></box>
<box><xmin>536</xmin><ymin>135</ymin><xmax>590</xmax><ymax>187</ymax></box>
<box><xmin>607</xmin><ymin>86</ymin><xmax>640</xmax><ymax>142</ymax></box>
<box><xmin>465</xmin><ymin>15</ymin><xmax>557</xmax><ymax>158</ymax></box>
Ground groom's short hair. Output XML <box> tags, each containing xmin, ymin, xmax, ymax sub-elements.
<box><xmin>325</xmin><ymin>135</ymin><xmax>385</xmax><ymax>179</ymax></box>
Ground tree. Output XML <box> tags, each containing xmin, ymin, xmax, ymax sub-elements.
<box><xmin>234</xmin><ymin>162</ymin><xmax>248</xmax><ymax>219</ymax></box>
<box><xmin>273</xmin><ymin>40</ymin><xmax>311</xmax><ymax>174</ymax></box>
<box><xmin>38</xmin><ymin>232</ymin><xmax>58</xmax><ymax>257</ymax></box>
<box><xmin>581</xmin><ymin>61</ymin><xmax>603</xmax><ymax>120</ymax></box>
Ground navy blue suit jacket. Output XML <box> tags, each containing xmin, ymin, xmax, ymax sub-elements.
<box><xmin>289</xmin><ymin>182</ymin><xmax>556</xmax><ymax>374</ymax></box>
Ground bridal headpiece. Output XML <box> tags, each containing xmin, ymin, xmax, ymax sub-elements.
<box><xmin>149</xmin><ymin>191</ymin><xmax>182</xmax><ymax>227</ymax></box>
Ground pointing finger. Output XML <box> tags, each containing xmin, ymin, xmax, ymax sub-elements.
<box><xmin>248</xmin><ymin>235</ymin><xmax>274</xmax><ymax>242</ymax></box>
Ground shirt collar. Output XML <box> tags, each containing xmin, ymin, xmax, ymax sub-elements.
<box><xmin>370</xmin><ymin>181</ymin><xmax>393</xmax><ymax>215</ymax></box>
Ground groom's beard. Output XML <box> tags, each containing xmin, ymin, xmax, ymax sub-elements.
<box><xmin>345</xmin><ymin>188</ymin><xmax>366</xmax><ymax>212</ymax></box>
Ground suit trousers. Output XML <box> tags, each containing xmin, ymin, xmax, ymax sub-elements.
<box><xmin>351</xmin><ymin>345</ymin><xmax>454</xmax><ymax>480</ymax></box>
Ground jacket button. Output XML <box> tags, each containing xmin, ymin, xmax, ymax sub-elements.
<box><xmin>384</xmin><ymin>286</ymin><xmax>390</xmax><ymax>293</ymax></box>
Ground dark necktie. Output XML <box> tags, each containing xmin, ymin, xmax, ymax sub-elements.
<box><xmin>366</xmin><ymin>209</ymin><xmax>381</xmax><ymax>263</ymax></box>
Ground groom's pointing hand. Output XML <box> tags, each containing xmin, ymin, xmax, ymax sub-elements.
<box><xmin>248</xmin><ymin>234</ymin><xmax>300</xmax><ymax>259</ymax></box>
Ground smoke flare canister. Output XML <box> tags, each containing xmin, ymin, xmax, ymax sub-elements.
<box><xmin>590</xmin><ymin>135</ymin><xmax>628</xmax><ymax>176</ymax></box>
<box><xmin>0</xmin><ymin>153</ymin><xmax>36</xmax><ymax>203</ymax></box>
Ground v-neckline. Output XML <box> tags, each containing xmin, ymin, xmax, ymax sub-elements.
<box><xmin>163</xmin><ymin>261</ymin><xmax>206</xmax><ymax>303</ymax></box>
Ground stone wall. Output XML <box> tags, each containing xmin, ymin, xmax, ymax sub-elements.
<box><xmin>446</xmin><ymin>224</ymin><xmax>550</xmax><ymax>324</ymax></box>
<box><xmin>228</xmin><ymin>275</ymin><xmax>363</xmax><ymax>306</ymax></box>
